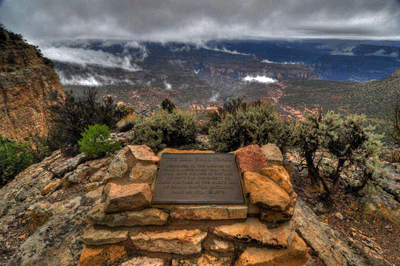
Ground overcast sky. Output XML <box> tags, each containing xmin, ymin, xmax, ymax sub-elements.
<box><xmin>1</xmin><ymin>0</ymin><xmax>400</xmax><ymax>43</ymax></box>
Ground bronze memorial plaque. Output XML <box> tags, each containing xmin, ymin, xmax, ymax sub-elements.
<box><xmin>152</xmin><ymin>153</ymin><xmax>245</xmax><ymax>204</ymax></box>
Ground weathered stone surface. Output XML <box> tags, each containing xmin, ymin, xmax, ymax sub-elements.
<box><xmin>378</xmin><ymin>163</ymin><xmax>400</xmax><ymax>202</ymax></box>
<box><xmin>260</xmin><ymin>165</ymin><xmax>294</xmax><ymax>195</ymax></box>
<box><xmin>213</xmin><ymin>218</ymin><xmax>295</xmax><ymax>248</ymax></box>
<box><xmin>86</xmin><ymin>157</ymin><xmax>113</xmax><ymax>170</ymax></box>
<box><xmin>130</xmin><ymin>229</ymin><xmax>207</xmax><ymax>255</ymax></box>
<box><xmin>129</xmin><ymin>145</ymin><xmax>160</xmax><ymax>164</ymax></box>
<box><xmin>0</xmin><ymin>31</ymin><xmax>65</xmax><ymax>141</ymax></box>
<box><xmin>210</xmin><ymin>239</ymin><xmax>235</xmax><ymax>253</ymax></box>
<box><xmin>50</xmin><ymin>153</ymin><xmax>87</xmax><ymax>178</ymax></box>
<box><xmin>121</xmin><ymin>257</ymin><xmax>165</xmax><ymax>266</ymax></box>
<box><xmin>65</xmin><ymin>164</ymin><xmax>92</xmax><ymax>184</ymax></box>
<box><xmin>104</xmin><ymin>182</ymin><xmax>152</xmax><ymax>213</ymax></box>
<box><xmin>294</xmin><ymin>199</ymin><xmax>373</xmax><ymax>266</ymax></box>
<box><xmin>129</xmin><ymin>162</ymin><xmax>158</xmax><ymax>184</ymax></box>
<box><xmin>106</xmin><ymin>146</ymin><xmax>135</xmax><ymax>180</ymax></box>
<box><xmin>234</xmin><ymin>145</ymin><xmax>268</xmax><ymax>173</ymax></box>
<box><xmin>172</xmin><ymin>253</ymin><xmax>232</xmax><ymax>266</ymax></box>
<box><xmin>78</xmin><ymin>245</ymin><xmax>127</xmax><ymax>266</ymax></box>
<box><xmin>83</xmin><ymin>227</ymin><xmax>129</xmax><ymax>245</ymax></box>
<box><xmin>87</xmin><ymin>203</ymin><xmax>169</xmax><ymax>227</ymax></box>
<box><xmin>40</xmin><ymin>178</ymin><xmax>62</xmax><ymax>195</ymax></box>
<box><xmin>168</xmin><ymin>205</ymin><xmax>247</xmax><ymax>220</ymax></box>
<box><xmin>243</xmin><ymin>172</ymin><xmax>290</xmax><ymax>211</ymax></box>
<box><xmin>261</xmin><ymin>144</ymin><xmax>283</xmax><ymax>164</ymax></box>
<box><xmin>234</xmin><ymin>234</ymin><xmax>309</xmax><ymax>266</ymax></box>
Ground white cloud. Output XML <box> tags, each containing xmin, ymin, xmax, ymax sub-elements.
<box><xmin>243</xmin><ymin>76</ymin><xmax>278</xmax><ymax>83</ymax></box>
<box><xmin>202</xmin><ymin>45</ymin><xmax>252</xmax><ymax>56</ymax></box>
<box><xmin>209</xmin><ymin>92</ymin><xmax>219</xmax><ymax>102</ymax></box>
<box><xmin>41</xmin><ymin>46</ymin><xmax>140</xmax><ymax>71</ymax></box>
<box><xmin>366</xmin><ymin>49</ymin><xmax>399</xmax><ymax>57</ymax></box>
<box><xmin>58</xmin><ymin>73</ymin><xmax>103</xmax><ymax>86</ymax></box>
<box><xmin>2</xmin><ymin>0</ymin><xmax>400</xmax><ymax>43</ymax></box>
<box><xmin>330</xmin><ymin>46</ymin><xmax>356</xmax><ymax>56</ymax></box>
<box><xmin>261</xmin><ymin>59</ymin><xmax>304</xmax><ymax>64</ymax></box>
<box><xmin>164</xmin><ymin>80</ymin><xmax>172</xmax><ymax>90</ymax></box>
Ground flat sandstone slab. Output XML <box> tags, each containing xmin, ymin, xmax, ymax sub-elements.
<box><xmin>152</xmin><ymin>153</ymin><xmax>245</xmax><ymax>205</ymax></box>
<box><xmin>83</xmin><ymin>227</ymin><xmax>129</xmax><ymax>245</ymax></box>
<box><xmin>157</xmin><ymin>205</ymin><xmax>248</xmax><ymax>220</ymax></box>
<box><xmin>130</xmin><ymin>229</ymin><xmax>207</xmax><ymax>255</ymax></box>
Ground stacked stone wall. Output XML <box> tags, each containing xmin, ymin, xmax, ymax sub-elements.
<box><xmin>79</xmin><ymin>144</ymin><xmax>309</xmax><ymax>266</ymax></box>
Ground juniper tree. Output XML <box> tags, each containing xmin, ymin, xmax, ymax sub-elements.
<box><xmin>295</xmin><ymin>109</ymin><xmax>381</xmax><ymax>198</ymax></box>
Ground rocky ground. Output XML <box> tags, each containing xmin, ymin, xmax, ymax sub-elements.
<box><xmin>0</xmin><ymin>139</ymin><xmax>399</xmax><ymax>265</ymax></box>
<box><xmin>290</xmin><ymin>159</ymin><xmax>400</xmax><ymax>266</ymax></box>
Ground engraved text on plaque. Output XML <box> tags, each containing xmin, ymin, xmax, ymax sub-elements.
<box><xmin>152</xmin><ymin>153</ymin><xmax>245</xmax><ymax>204</ymax></box>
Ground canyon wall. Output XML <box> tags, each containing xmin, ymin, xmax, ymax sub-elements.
<box><xmin>0</xmin><ymin>28</ymin><xmax>65</xmax><ymax>141</ymax></box>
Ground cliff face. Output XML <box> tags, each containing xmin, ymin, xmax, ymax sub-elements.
<box><xmin>0</xmin><ymin>28</ymin><xmax>65</xmax><ymax>141</ymax></box>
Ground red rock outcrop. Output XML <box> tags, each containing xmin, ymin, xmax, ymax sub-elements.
<box><xmin>0</xmin><ymin>28</ymin><xmax>64</xmax><ymax>141</ymax></box>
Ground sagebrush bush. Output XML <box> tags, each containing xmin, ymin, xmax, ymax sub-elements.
<box><xmin>0</xmin><ymin>135</ymin><xmax>34</xmax><ymax>187</ymax></box>
<box><xmin>293</xmin><ymin>109</ymin><xmax>382</xmax><ymax>198</ymax></box>
<box><xmin>78</xmin><ymin>124</ymin><xmax>120</xmax><ymax>158</ymax></box>
<box><xmin>208</xmin><ymin>101</ymin><xmax>291</xmax><ymax>152</ymax></box>
<box><xmin>132</xmin><ymin>110</ymin><xmax>199</xmax><ymax>152</ymax></box>
<box><xmin>48</xmin><ymin>88</ymin><xmax>126</xmax><ymax>155</ymax></box>
<box><xmin>117</xmin><ymin>114</ymin><xmax>138</xmax><ymax>132</ymax></box>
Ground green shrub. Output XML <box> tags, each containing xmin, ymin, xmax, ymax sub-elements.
<box><xmin>0</xmin><ymin>135</ymin><xmax>34</xmax><ymax>187</ymax></box>
<box><xmin>48</xmin><ymin>87</ymin><xmax>124</xmax><ymax>155</ymax></box>
<box><xmin>132</xmin><ymin>110</ymin><xmax>199</xmax><ymax>152</ymax></box>
<box><xmin>161</xmin><ymin>98</ymin><xmax>176</xmax><ymax>113</ymax></box>
<box><xmin>78</xmin><ymin>124</ymin><xmax>120</xmax><ymax>158</ymax></box>
<box><xmin>208</xmin><ymin>100</ymin><xmax>292</xmax><ymax>152</ymax></box>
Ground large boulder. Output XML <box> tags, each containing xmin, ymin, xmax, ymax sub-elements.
<box><xmin>129</xmin><ymin>145</ymin><xmax>160</xmax><ymax>164</ymax></box>
<box><xmin>234</xmin><ymin>145</ymin><xmax>269</xmax><ymax>173</ymax></box>
<box><xmin>103</xmin><ymin>182</ymin><xmax>152</xmax><ymax>213</ymax></box>
<box><xmin>261</xmin><ymin>144</ymin><xmax>283</xmax><ymax>165</ymax></box>
<box><xmin>106</xmin><ymin>147</ymin><xmax>136</xmax><ymax>180</ymax></box>
<box><xmin>260</xmin><ymin>165</ymin><xmax>294</xmax><ymax>195</ymax></box>
<box><xmin>213</xmin><ymin>218</ymin><xmax>295</xmax><ymax>248</ymax></box>
<box><xmin>243</xmin><ymin>172</ymin><xmax>290</xmax><ymax>211</ymax></box>
<box><xmin>106</xmin><ymin>145</ymin><xmax>159</xmax><ymax>182</ymax></box>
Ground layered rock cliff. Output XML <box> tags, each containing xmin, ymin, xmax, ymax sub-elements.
<box><xmin>0</xmin><ymin>27</ymin><xmax>64</xmax><ymax>141</ymax></box>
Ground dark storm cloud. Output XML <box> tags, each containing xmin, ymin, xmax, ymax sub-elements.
<box><xmin>1</xmin><ymin>0</ymin><xmax>400</xmax><ymax>42</ymax></box>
